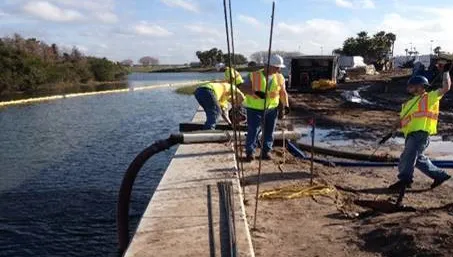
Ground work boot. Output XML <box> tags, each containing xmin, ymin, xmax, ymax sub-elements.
<box><xmin>388</xmin><ymin>180</ymin><xmax>412</xmax><ymax>191</ymax></box>
<box><xmin>431</xmin><ymin>175</ymin><xmax>451</xmax><ymax>189</ymax></box>
<box><xmin>261</xmin><ymin>152</ymin><xmax>272</xmax><ymax>160</ymax></box>
<box><xmin>244</xmin><ymin>154</ymin><xmax>254</xmax><ymax>162</ymax></box>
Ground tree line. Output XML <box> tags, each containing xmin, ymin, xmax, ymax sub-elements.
<box><xmin>333</xmin><ymin>31</ymin><xmax>396</xmax><ymax>64</ymax></box>
<box><xmin>120</xmin><ymin>56</ymin><xmax>160</xmax><ymax>66</ymax></box>
<box><xmin>195</xmin><ymin>48</ymin><xmax>248</xmax><ymax>67</ymax></box>
<box><xmin>0</xmin><ymin>34</ymin><xmax>127</xmax><ymax>96</ymax></box>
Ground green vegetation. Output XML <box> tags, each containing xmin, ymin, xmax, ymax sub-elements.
<box><xmin>175</xmin><ymin>84</ymin><xmax>199</xmax><ymax>95</ymax></box>
<box><xmin>0</xmin><ymin>34</ymin><xmax>128</xmax><ymax>101</ymax></box>
<box><xmin>195</xmin><ymin>48</ymin><xmax>248</xmax><ymax>66</ymax></box>
<box><xmin>333</xmin><ymin>31</ymin><xmax>396</xmax><ymax>67</ymax></box>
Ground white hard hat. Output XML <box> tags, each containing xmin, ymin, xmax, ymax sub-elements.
<box><xmin>268</xmin><ymin>54</ymin><xmax>285</xmax><ymax>68</ymax></box>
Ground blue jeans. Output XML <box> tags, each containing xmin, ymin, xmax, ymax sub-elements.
<box><xmin>398</xmin><ymin>131</ymin><xmax>449</xmax><ymax>183</ymax></box>
<box><xmin>245</xmin><ymin>107</ymin><xmax>278</xmax><ymax>155</ymax></box>
<box><xmin>194</xmin><ymin>87</ymin><xmax>220</xmax><ymax>130</ymax></box>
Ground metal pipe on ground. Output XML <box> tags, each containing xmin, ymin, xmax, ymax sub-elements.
<box><xmin>289</xmin><ymin>141</ymin><xmax>453</xmax><ymax>168</ymax></box>
<box><xmin>179</xmin><ymin>122</ymin><xmax>247</xmax><ymax>132</ymax></box>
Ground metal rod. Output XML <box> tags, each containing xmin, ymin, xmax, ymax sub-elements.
<box><xmin>223</xmin><ymin>0</ymin><xmax>241</xmax><ymax>183</ymax></box>
<box><xmin>310</xmin><ymin>117</ymin><xmax>315</xmax><ymax>185</ymax></box>
<box><xmin>227</xmin><ymin>0</ymin><xmax>245</xmax><ymax>193</ymax></box>
<box><xmin>280</xmin><ymin>125</ymin><xmax>286</xmax><ymax>175</ymax></box>
<box><xmin>207</xmin><ymin>185</ymin><xmax>216</xmax><ymax>257</ymax></box>
<box><xmin>253</xmin><ymin>1</ymin><xmax>275</xmax><ymax>229</ymax></box>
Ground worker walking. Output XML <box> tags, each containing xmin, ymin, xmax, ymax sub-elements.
<box><xmin>194</xmin><ymin>82</ymin><xmax>245</xmax><ymax>130</ymax></box>
<box><xmin>389</xmin><ymin>62</ymin><xmax>451</xmax><ymax>190</ymax></box>
<box><xmin>239</xmin><ymin>54</ymin><xmax>290</xmax><ymax>161</ymax></box>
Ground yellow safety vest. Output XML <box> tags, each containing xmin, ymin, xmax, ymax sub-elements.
<box><xmin>224</xmin><ymin>67</ymin><xmax>244</xmax><ymax>86</ymax></box>
<box><xmin>400</xmin><ymin>90</ymin><xmax>441</xmax><ymax>137</ymax></box>
<box><xmin>244</xmin><ymin>70</ymin><xmax>283</xmax><ymax>110</ymax></box>
<box><xmin>199</xmin><ymin>82</ymin><xmax>244</xmax><ymax>109</ymax></box>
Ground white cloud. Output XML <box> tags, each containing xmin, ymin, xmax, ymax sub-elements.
<box><xmin>238</xmin><ymin>14</ymin><xmax>261</xmax><ymax>27</ymax></box>
<box><xmin>22</xmin><ymin>1</ymin><xmax>84</xmax><ymax>22</ymax></box>
<box><xmin>335</xmin><ymin>0</ymin><xmax>375</xmax><ymax>9</ymax></box>
<box><xmin>275</xmin><ymin>19</ymin><xmax>353</xmax><ymax>54</ymax></box>
<box><xmin>378</xmin><ymin>10</ymin><xmax>453</xmax><ymax>54</ymax></box>
<box><xmin>184</xmin><ymin>24</ymin><xmax>222</xmax><ymax>37</ymax></box>
<box><xmin>160</xmin><ymin>0</ymin><xmax>199</xmax><ymax>13</ymax></box>
<box><xmin>43</xmin><ymin>0</ymin><xmax>115</xmax><ymax>12</ymax></box>
<box><xmin>361</xmin><ymin>0</ymin><xmax>375</xmax><ymax>9</ymax></box>
<box><xmin>94</xmin><ymin>12</ymin><xmax>118</xmax><ymax>24</ymax></box>
<box><xmin>335</xmin><ymin>0</ymin><xmax>354</xmax><ymax>8</ymax></box>
<box><xmin>133</xmin><ymin>22</ymin><xmax>173</xmax><ymax>37</ymax></box>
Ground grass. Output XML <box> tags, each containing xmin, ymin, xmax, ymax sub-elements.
<box><xmin>175</xmin><ymin>84</ymin><xmax>199</xmax><ymax>95</ymax></box>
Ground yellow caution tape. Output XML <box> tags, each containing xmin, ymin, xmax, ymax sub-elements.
<box><xmin>258</xmin><ymin>184</ymin><xmax>336</xmax><ymax>200</ymax></box>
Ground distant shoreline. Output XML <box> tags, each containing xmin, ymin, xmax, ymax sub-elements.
<box><xmin>0</xmin><ymin>81</ymin><xmax>203</xmax><ymax>107</ymax></box>
<box><xmin>130</xmin><ymin>66</ymin><xmax>261</xmax><ymax>73</ymax></box>
<box><xmin>0</xmin><ymin>81</ymin><xmax>128</xmax><ymax>103</ymax></box>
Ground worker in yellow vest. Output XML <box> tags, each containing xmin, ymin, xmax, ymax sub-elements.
<box><xmin>238</xmin><ymin>54</ymin><xmax>290</xmax><ymax>161</ymax></box>
<box><xmin>388</xmin><ymin>62</ymin><xmax>451</xmax><ymax>191</ymax></box>
<box><xmin>194</xmin><ymin>82</ymin><xmax>245</xmax><ymax>130</ymax></box>
<box><xmin>224</xmin><ymin>67</ymin><xmax>244</xmax><ymax>86</ymax></box>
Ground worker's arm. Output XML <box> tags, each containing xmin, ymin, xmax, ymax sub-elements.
<box><xmin>233</xmin><ymin>88</ymin><xmax>245</xmax><ymax>107</ymax></box>
<box><xmin>220</xmin><ymin>107</ymin><xmax>232</xmax><ymax>126</ymax></box>
<box><xmin>438</xmin><ymin>63</ymin><xmax>451</xmax><ymax>96</ymax></box>
<box><xmin>279</xmin><ymin>81</ymin><xmax>289</xmax><ymax>107</ymax></box>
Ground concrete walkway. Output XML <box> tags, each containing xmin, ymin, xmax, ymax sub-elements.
<box><xmin>125</xmin><ymin>110</ymin><xmax>254</xmax><ymax>257</ymax></box>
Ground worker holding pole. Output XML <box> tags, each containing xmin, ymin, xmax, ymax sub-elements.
<box><xmin>388</xmin><ymin>61</ymin><xmax>451</xmax><ymax>191</ymax></box>
<box><xmin>239</xmin><ymin>54</ymin><xmax>290</xmax><ymax>161</ymax></box>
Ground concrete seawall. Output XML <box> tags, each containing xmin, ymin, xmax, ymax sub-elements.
<box><xmin>124</xmin><ymin>109</ymin><xmax>254</xmax><ymax>256</ymax></box>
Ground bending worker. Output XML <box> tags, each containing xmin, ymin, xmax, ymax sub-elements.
<box><xmin>389</xmin><ymin>61</ymin><xmax>451</xmax><ymax>191</ymax></box>
<box><xmin>224</xmin><ymin>66</ymin><xmax>244</xmax><ymax>85</ymax></box>
<box><xmin>239</xmin><ymin>54</ymin><xmax>290</xmax><ymax>161</ymax></box>
<box><xmin>194</xmin><ymin>79</ymin><xmax>245</xmax><ymax>130</ymax></box>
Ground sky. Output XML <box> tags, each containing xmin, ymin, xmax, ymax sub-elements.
<box><xmin>0</xmin><ymin>0</ymin><xmax>452</xmax><ymax>64</ymax></box>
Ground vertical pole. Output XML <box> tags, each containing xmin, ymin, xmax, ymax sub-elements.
<box><xmin>253</xmin><ymin>1</ymin><xmax>275</xmax><ymax>230</ymax></box>
<box><xmin>310</xmin><ymin>117</ymin><xmax>315</xmax><ymax>185</ymax></box>
<box><xmin>227</xmin><ymin>0</ymin><xmax>245</xmax><ymax>189</ymax></box>
<box><xmin>222</xmin><ymin>0</ymin><xmax>240</xmax><ymax>179</ymax></box>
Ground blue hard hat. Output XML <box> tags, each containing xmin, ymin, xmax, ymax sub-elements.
<box><xmin>407</xmin><ymin>75</ymin><xmax>430</xmax><ymax>87</ymax></box>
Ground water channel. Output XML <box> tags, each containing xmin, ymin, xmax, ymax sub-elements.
<box><xmin>0</xmin><ymin>72</ymin><xmax>225</xmax><ymax>256</ymax></box>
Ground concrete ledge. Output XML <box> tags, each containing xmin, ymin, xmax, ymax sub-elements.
<box><xmin>124</xmin><ymin>111</ymin><xmax>254</xmax><ymax>257</ymax></box>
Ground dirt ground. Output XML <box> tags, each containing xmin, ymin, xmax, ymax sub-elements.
<box><xmin>241</xmin><ymin>150</ymin><xmax>453</xmax><ymax>257</ymax></box>
<box><xmin>240</xmin><ymin>76</ymin><xmax>453</xmax><ymax>257</ymax></box>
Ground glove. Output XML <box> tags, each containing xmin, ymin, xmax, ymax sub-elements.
<box><xmin>443</xmin><ymin>62</ymin><xmax>452</xmax><ymax>72</ymax></box>
<box><xmin>283</xmin><ymin>106</ymin><xmax>290</xmax><ymax>115</ymax></box>
<box><xmin>254</xmin><ymin>91</ymin><xmax>266</xmax><ymax>99</ymax></box>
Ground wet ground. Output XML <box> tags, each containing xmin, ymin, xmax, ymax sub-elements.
<box><xmin>287</xmin><ymin>78</ymin><xmax>453</xmax><ymax>160</ymax></box>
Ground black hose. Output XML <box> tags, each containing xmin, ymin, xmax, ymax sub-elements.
<box><xmin>117</xmin><ymin>134</ymin><xmax>183</xmax><ymax>255</ymax></box>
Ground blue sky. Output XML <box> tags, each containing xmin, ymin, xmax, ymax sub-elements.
<box><xmin>0</xmin><ymin>0</ymin><xmax>452</xmax><ymax>64</ymax></box>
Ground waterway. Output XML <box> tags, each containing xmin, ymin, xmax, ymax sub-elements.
<box><xmin>0</xmin><ymin>72</ymin><xmax>219</xmax><ymax>256</ymax></box>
